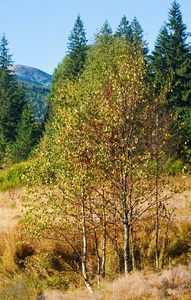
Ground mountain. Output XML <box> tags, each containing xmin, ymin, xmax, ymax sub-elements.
<box><xmin>9</xmin><ymin>64</ymin><xmax>52</xmax><ymax>88</ymax></box>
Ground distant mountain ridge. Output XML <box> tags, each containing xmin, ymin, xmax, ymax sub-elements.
<box><xmin>9</xmin><ymin>64</ymin><xmax>52</xmax><ymax>88</ymax></box>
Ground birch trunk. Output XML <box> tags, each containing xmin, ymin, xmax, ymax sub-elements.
<box><xmin>81</xmin><ymin>201</ymin><xmax>93</xmax><ymax>293</ymax></box>
<box><xmin>155</xmin><ymin>112</ymin><xmax>159</xmax><ymax>274</ymax></box>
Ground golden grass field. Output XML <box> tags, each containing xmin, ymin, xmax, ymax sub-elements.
<box><xmin>0</xmin><ymin>174</ymin><xmax>191</xmax><ymax>299</ymax></box>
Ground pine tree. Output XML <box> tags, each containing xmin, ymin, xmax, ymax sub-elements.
<box><xmin>0</xmin><ymin>34</ymin><xmax>17</xmax><ymax>142</ymax></box>
<box><xmin>100</xmin><ymin>20</ymin><xmax>113</xmax><ymax>36</ymax></box>
<box><xmin>0</xmin><ymin>35</ymin><xmax>42</xmax><ymax>165</ymax></box>
<box><xmin>95</xmin><ymin>20</ymin><xmax>113</xmax><ymax>46</ymax></box>
<box><xmin>8</xmin><ymin>83</ymin><xmax>26</xmax><ymax>141</ymax></box>
<box><xmin>131</xmin><ymin>17</ymin><xmax>148</xmax><ymax>53</ymax></box>
<box><xmin>66</xmin><ymin>14</ymin><xmax>88</xmax><ymax>79</ymax></box>
<box><xmin>151</xmin><ymin>1</ymin><xmax>191</xmax><ymax>109</ymax></box>
<box><xmin>150</xmin><ymin>1</ymin><xmax>191</xmax><ymax>159</ymax></box>
<box><xmin>151</xmin><ymin>24</ymin><xmax>170</xmax><ymax>90</ymax></box>
<box><xmin>50</xmin><ymin>14</ymin><xmax>88</xmax><ymax>95</ymax></box>
<box><xmin>11</xmin><ymin>105</ymin><xmax>35</xmax><ymax>163</ymax></box>
<box><xmin>115</xmin><ymin>15</ymin><xmax>132</xmax><ymax>41</ymax></box>
<box><xmin>167</xmin><ymin>0</ymin><xmax>191</xmax><ymax>108</ymax></box>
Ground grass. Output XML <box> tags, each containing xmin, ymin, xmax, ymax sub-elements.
<box><xmin>0</xmin><ymin>161</ymin><xmax>33</xmax><ymax>191</ymax></box>
<box><xmin>43</xmin><ymin>264</ymin><xmax>191</xmax><ymax>299</ymax></box>
<box><xmin>0</xmin><ymin>232</ymin><xmax>44</xmax><ymax>300</ymax></box>
<box><xmin>0</xmin><ymin>166</ymin><xmax>191</xmax><ymax>299</ymax></box>
<box><xmin>0</xmin><ymin>224</ymin><xmax>190</xmax><ymax>299</ymax></box>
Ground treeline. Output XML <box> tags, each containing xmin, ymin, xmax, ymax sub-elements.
<box><xmin>50</xmin><ymin>1</ymin><xmax>191</xmax><ymax>161</ymax></box>
<box><xmin>0</xmin><ymin>35</ymin><xmax>45</xmax><ymax>167</ymax></box>
<box><xmin>23</xmin><ymin>1</ymin><xmax>191</xmax><ymax>292</ymax></box>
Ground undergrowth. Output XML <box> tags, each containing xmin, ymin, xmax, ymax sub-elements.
<box><xmin>0</xmin><ymin>160</ymin><xmax>35</xmax><ymax>191</ymax></box>
<box><xmin>0</xmin><ymin>214</ymin><xmax>190</xmax><ymax>299</ymax></box>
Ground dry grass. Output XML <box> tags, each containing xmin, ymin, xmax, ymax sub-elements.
<box><xmin>44</xmin><ymin>264</ymin><xmax>191</xmax><ymax>299</ymax></box>
<box><xmin>0</xmin><ymin>188</ymin><xmax>26</xmax><ymax>232</ymax></box>
<box><xmin>0</xmin><ymin>175</ymin><xmax>191</xmax><ymax>299</ymax></box>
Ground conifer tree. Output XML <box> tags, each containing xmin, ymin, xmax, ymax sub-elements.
<box><xmin>0</xmin><ymin>35</ymin><xmax>42</xmax><ymax>165</ymax></box>
<box><xmin>151</xmin><ymin>1</ymin><xmax>191</xmax><ymax>109</ymax></box>
<box><xmin>167</xmin><ymin>0</ymin><xmax>191</xmax><ymax>108</ymax></box>
<box><xmin>66</xmin><ymin>14</ymin><xmax>88</xmax><ymax>79</ymax></box>
<box><xmin>0</xmin><ymin>34</ymin><xmax>17</xmax><ymax>142</ymax></box>
<box><xmin>131</xmin><ymin>17</ymin><xmax>143</xmax><ymax>44</ymax></box>
<box><xmin>50</xmin><ymin>14</ymin><xmax>88</xmax><ymax>101</ymax></box>
<box><xmin>151</xmin><ymin>24</ymin><xmax>170</xmax><ymax>90</ymax></box>
<box><xmin>131</xmin><ymin>17</ymin><xmax>148</xmax><ymax>53</ymax></box>
<box><xmin>11</xmin><ymin>104</ymin><xmax>35</xmax><ymax>163</ymax></box>
<box><xmin>100</xmin><ymin>20</ymin><xmax>113</xmax><ymax>36</ymax></box>
<box><xmin>150</xmin><ymin>1</ymin><xmax>191</xmax><ymax>159</ymax></box>
<box><xmin>115</xmin><ymin>15</ymin><xmax>132</xmax><ymax>41</ymax></box>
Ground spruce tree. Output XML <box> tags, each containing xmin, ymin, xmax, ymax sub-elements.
<box><xmin>151</xmin><ymin>24</ymin><xmax>170</xmax><ymax>90</ymax></box>
<box><xmin>131</xmin><ymin>17</ymin><xmax>148</xmax><ymax>53</ymax></box>
<box><xmin>131</xmin><ymin>17</ymin><xmax>143</xmax><ymax>44</ymax></box>
<box><xmin>95</xmin><ymin>20</ymin><xmax>113</xmax><ymax>47</ymax></box>
<box><xmin>51</xmin><ymin>14</ymin><xmax>88</xmax><ymax>95</ymax></box>
<box><xmin>0</xmin><ymin>34</ymin><xmax>17</xmax><ymax>142</ymax></box>
<box><xmin>151</xmin><ymin>1</ymin><xmax>191</xmax><ymax>159</ymax></box>
<box><xmin>66</xmin><ymin>14</ymin><xmax>88</xmax><ymax>79</ymax></box>
<box><xmin>11</xmin><ymin>104</ymin><xmax>35</xmax><ymax>163</ymax></box>
<box><xmin>151</xmin><ymin>1</ymin><xmax>191</xmax><ymax>109</ymax></box>
<box><xmin>100</xmin><ymin>20</ymin><xmax>113</xmax><ymax>36</ymax></box>
<box><xmin>115</xmin><ymin>15</ymin><xmax>132</xmax><ymax>41</ymax></box>
<box><xmin>167</xmin><ymin>0</ymin><xmax>191</xmax><ymax>108</ymax></box>
<box><xmin>0</xmin><ymin>35</ymin><xmax>41</xmax><ymax>165</ymax></box>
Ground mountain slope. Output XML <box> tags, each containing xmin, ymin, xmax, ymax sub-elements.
<box><xmin>10</xmin><ymin>64</ymin><xmax>52</xmax><ymax>88</ymax></box>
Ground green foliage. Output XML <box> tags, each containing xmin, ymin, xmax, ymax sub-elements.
<box><xmin>115</xmin><ymin>15</ymin><xmax>132</xmax><ymax>41</ymax></box>
<box><xmin>165</xmin><ymin>158</ymin><xmax>184</xmax><ymax>176</ymax></box>
<box><xmin>150</xmin><ymin>1</ymin><xmax>191</xmax><ymax>160</ymax></box>
<box><xmin>50</xmin><ymin>15</ymin><xmax>89</xmax><ymax>102</ymax></box>
<box><xmin>0</xmin><ymin>160</ymin><xmax>33</xmax><ymax>191</ymax></box>
<box><xmin>18</xmin><ymin>4</ymin><xmax>191</xmax><ymax>291</ymax></box>
<box><xmin>0</xmin><ymin>34</ymin><xmax>44</xmax><ymax>166</ymax></box>
<box><xmin>23</xmin><ymin>34</ymin><xmax>170</xmax><ymax>281</ymax></box>
<box><xmin>66</xmin><ymin>14</ymin><xmax>88</xmax><ymax>80</ymax></box>
<box><xmin>20</xmin><ymin>80</ymin><xmax>49</xmax><ymax>123</ymax></box>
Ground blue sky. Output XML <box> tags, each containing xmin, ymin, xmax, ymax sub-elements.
<box><xmin>1</xmin><ymin>0</ymin><xmax>191</xmax><ymax>75</ymax></box>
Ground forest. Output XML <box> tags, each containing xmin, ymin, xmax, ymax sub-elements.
<box><xmin>0</xmin><ymin>1</ymin><xmax>191</xmax><ymax>299</ymax></box>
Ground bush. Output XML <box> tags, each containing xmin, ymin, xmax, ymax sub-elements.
<box><xmin>165</xmin><ymin>158</ymin><xmax>185</xmax><ymax>176</ymax></box>
<box><xmin>0</xmin><ymin>161</ymin><xmax>33</xmax><ymax>191</ymax></box>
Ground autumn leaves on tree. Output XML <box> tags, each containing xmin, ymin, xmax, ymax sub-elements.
<box><xmin>23</xmin><ymin>1</ymin><xmax>191</xmax><ymax>292</ymax></box>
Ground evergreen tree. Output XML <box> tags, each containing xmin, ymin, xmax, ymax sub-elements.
<box><xmin>66</xmin><ymin>14</ymin><xmax>88</xmax><ymax>79</ymax></box>
<box><xmin>0</xmin><ymin>35</ymin><xmax>43</xmax><ymax>165</ymax></box>
<box><xmin>115</xmin><ymin>15</ymin><xmax>132</xmax><ymax>41</ymax></box>
<box><xmin>131</xmin><ymin>17</ymin><xmax>148</xmax><ymax>53</ymax></box>
<box><xmin>95</xmin><ymin>20</ymin><xmax>113</xmax><ymax>46</ymax></box>
<box><xmin>11</xmin><ymin>105</ymin><xmax>35</xmax><ymax>163</ymax></box>
<box><xmin>0</xmin><ymin>34</ymin><xmax>17</xmax><ymax>142</ymax></box>
<box><xmin>167</xmin><ymin>0</ymin><xmax>191</xmax><ymax>108</ymax></box>
<box><xmin>151</xmin><ymin>24</ymin><xmax>170</xmax><ymax>90</ymax></box>
<box><xmin>99</xmin><ymin>20</ymin><xmax>113</xmax><ymax>36</ymax></box>
<box><xmin>50</xmin><ymin>14</ymin><xmax>88</xmax><ymax>101</ymax></box>
<box><xmin>131</xmin><ymin>17</ymin><xmax>143</xmax><ymax>43</ymax></box>
<box><xmin>8</xmin><ymin>83</ymin><xmax>26</xmax><ymax>141</ymax></box>
<box><xmin>151</xmin><ymin>1</ymin><xmax>191</xmax><ymax>109</ymax></box>
<box><xmin>150</xmin><ymin>1</ymin><xmax>191</xmax><ymax>159</ymax></box>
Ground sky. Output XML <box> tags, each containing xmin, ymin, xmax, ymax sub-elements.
<box><xmin>1</xmin><ymin>0</ymin><xmax>191</xmax><ymax>75</ymax></box>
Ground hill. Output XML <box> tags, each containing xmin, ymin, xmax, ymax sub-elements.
<box><xmin>9</xmin><ymin>64</ymin><xmax>52</xmax><ymax>88</ymax></box>
<box><xmin>20</xmin><ymin>81</ymin><xmax>50</xmax><ymax>123</ymax></box>
<box><xmin>8</xmin><ymin>64</ymin><xmax>52</xmax><ymax>122</ymax></box>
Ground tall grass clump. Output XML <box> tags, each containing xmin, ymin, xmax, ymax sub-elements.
<box><xmin>0</xmin><ymin>231</ymin><xmax>45</xmax><ymax>299</ymax></box>
<box><xmin>0</xmin><ymin>160</ymin><xmax>35</xmax><ymax>191</ymax></box>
